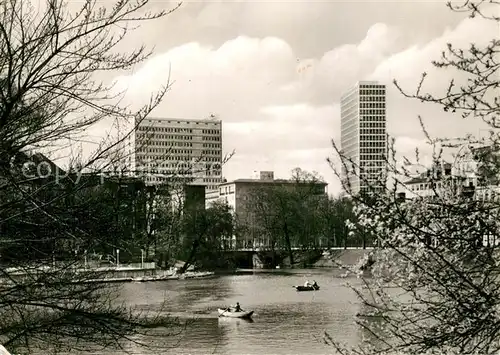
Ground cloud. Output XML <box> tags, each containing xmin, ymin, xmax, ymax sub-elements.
<box><xmin>368</xmin><ymin>16</ymin><xmax>497</xmax><ymax>144</ymax></box>
<box><xmin>105</xmin><ymin>11</ymin><xmax>494</xmax><ymax>196</ymax></box>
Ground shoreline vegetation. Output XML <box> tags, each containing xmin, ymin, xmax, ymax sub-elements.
<box><xmin>0</xmin><ymin>266</ymin><xmax>216</xmax><ymax>286</ymax></box>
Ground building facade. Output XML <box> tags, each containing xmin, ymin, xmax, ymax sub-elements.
<box><xmin>206</xmin><ymin>171</ymin><xmax>328</xmax><ymax>249</ymax></box>
<box><xmin>399</xmin><ymin>162</ymin><xmax>453</xmax><ymax>199</ymax></box>
<box><xmin>398</xmin><ymin>157</ymin><xmax>500</xmax><ymax>247</ymax></box>
<box><xmin>340</xmin><ymin>81</ymin><xmax>387</xmax><ymax>195</ymax></box>
<box><xmin>121</xmin><ymin>117</ymin><xmax>223</xmax><ymax>190</ymax></box>
<box><xmin>400</xmin><ymin>144</ymin><xmax>500</xmax><ymax>200</ymax></box>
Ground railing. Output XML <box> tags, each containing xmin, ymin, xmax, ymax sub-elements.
<box><xmin>233</xmin><ymin>246</ymin><xmax>375</xmax><ymax>252</ymax></box>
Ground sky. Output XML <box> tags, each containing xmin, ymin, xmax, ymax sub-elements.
<box><xmin>85</xmin><ymin>0</ymin><xmax>498</xmax><ymax>196</ymax></box>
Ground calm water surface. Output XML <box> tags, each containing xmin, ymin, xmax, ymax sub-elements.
<box><xmin>90</xmin><ymin>269</ymin><xmax>368</xmax><ymax>355</ymax></box>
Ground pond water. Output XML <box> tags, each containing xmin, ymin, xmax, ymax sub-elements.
<box><xmin>105</xmin><ymin>268</ymin><xmax>370</xmax><ymax>355</ymax></box>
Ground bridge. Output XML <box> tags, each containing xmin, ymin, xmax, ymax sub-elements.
<box><xmin>223</xmin><ymin>247</ymin><xmax>375</xmax><ymax>269</ymax></box>
<box><xmin>234</xmin><ymin>246</ymin><xmax>374</xmax><ymax>252</ymax></box>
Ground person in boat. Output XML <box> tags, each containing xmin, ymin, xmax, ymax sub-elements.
<box><xmin>304</xmin><ymin>280</ymin><xmax>312</xmax><ymax>287</ymax></box>
<box><xmin>312</xmin><ymin>280</ymin><xmax>319</xmax><ymax>289</ymax></box>
<box><xmin>234</xmin><ymin>302</ymin><xmax>242</xmax><ymax>312</ymax></box>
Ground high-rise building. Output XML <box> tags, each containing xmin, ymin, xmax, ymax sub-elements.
<box><xmin>340</xmin><ymin>81</ymin><xmax>387</xmax><ymax>195</ymax></box>
<box><xmin>121</xmin><ymin>117</ymin><xmax>223</xmax><ymax>190</ymax></box>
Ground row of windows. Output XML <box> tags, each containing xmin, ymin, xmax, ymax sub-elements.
<box><xmin>136</xmin><ymin>161</ymin><xmax>221</xmax><ymax>170</ymax></box>
<box><xmin>410</xmin><ymin>182</ymin><xmax>445</xmax><ymax>191</ymax></box>
<box><xmin>360</xmin><ymin>136</ymin><xmax>386</xmax><ymax>142</ymax></box>
<box><xmin>360</xmin><ymin>109</ymin><xmax>385</xmax><ymax>115</ymax></box>
<box><xmin>138</xmin><ymin>134</ymin><xmax>193</xmax><ymax>140</ymax></box>
<box><xmin>360</xmin><ymin>148</ymin><xmax>386</xmax><ymax>154</ymax></box>
<box><xmin>202</xmin><ymin>150</ymin><xmax>220</xmax><ymax>156</ymax></box>
<box><xmin>361</xmin><ymin>141</ymin><xmax>385</xmax><ymax>148</ymax></box>
<box><xmin>359</xmin><ymin>89</ymin><xmax>385</xmax><ymax>95</ymax></box>
<box><xmin>203</xmin><ymin>136</ymin><xmax>220</xmax><ymax>141</ymax></box>
<box><xmin>138</xmin><ymin>141</ymin><xmax>193</xmax><ymax>148</ymax></box>
<box><xmin>360</xmin><ymin>122</ymin><xmax>385</xmax><ymax>128</ymax></box>
<box><xmin>203</xmin><ymin>178</ymin><xmax>221</xmax><ymax>183</ymax></box>
<box><xmin>360</xmin><ymin>115</ymin><xmax>385</xmax><ymax>122</ymax></box>
<box><xmin>202</xmin><ymin>129</ymin><xmax>220</xmax><ymax>135</ymax></box>
<box><xmin>477</xmin><ymin>191</ymin><xmax>500</xmax><ymax>202</ymax></box>
<box><xmin>360</xmin><ymin>161</ymin><xmax>385</xmax><ymax>167</ymax></box>
<box><xmin>141</xmin><ymin>175</ymin><xmax>221</xmax><ymax>184</ymax></box>
<box><xmin>360</xmin><ymin>185</ymin><xmax>385</xmax><ymax>192</ymax></box>
<box><xmin>137</xmin><ymin>155</ymin><xmax>193</xmax><ymax>162</ymax></box>
<box><xmin>360</xmin><ymin>96</ymin><xmax>385</xmax><ymax>102</ymax></box>
<box><xmin>146</xmin><ymin>119</ymin><xmax>220</xmax><ymax>126</ymax></box>
<box><xmin>138</xmin><ymin>126</ymin><xmax>193</xmax><ymax>133</ymax></box>
<box><xmin>138</xmin><ymin>148</ymin><xmax>192</xmax><ymax>154</ymax></box>
<box><xmin>204</xmin><ymin>169</ymin><xmax>222</xmax><ymax>177</ymax></box>
<box><xmin>360</xmin><ymin>154</ymin><xmax>386</xmax><ymax>160</ymax></box>
<box><xmin>359</xmin><ymin>84</ymin><xmax>385</xmax><ymax>89</ymax></box>
<box><xmin>204</xmin><ymin>157</ymin><xmax>220</xmax><ymax>162</ymax></box>
<box><xmin>140</xmin><ymin>155</ymin><xmax>222</xmax><ymax>163</ymax></box>
<box><xmin>360</xmin><ymin>128</ymin><xmax>385</xmax><ymax>135</ymax></box>
<box><xmin>141</xmin><ymin>169</ymin><xmax>195</xmax><ymax>175</ymax></box>
<box><xmin>220</xmin><ymin>185</ymin><xmax>234</xmax><ymax>195</ymax></box>
<box><xmin>360</xmin><ymin>174</ymin><xmax>383</xmax><ymax>180</ymax></box>
<box><xmin>360</xmin><ymin>103</ymin><xmax>385</xmax><ymax>109</ymax></box>
<box><xmin>145</xmin><ymin>175</ymin><xmax>192</xmax><ymax>182</ymax></box>
<box><xmin>203</xmin><ymin>143</ymin><xmax>221</xmax><ymax>148</ymax></box>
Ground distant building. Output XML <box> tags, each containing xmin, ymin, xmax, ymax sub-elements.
<box><xmin>398</xmin><ymin>157</ymin><xmax>500</xmax><ymax>247</ymax></box>
<box><xmin>340</xmin><ymin>81</ymin><xmax>387</xmax><ymax>195</ymax></box>
<box><xmin>399</xmin><ymin>145</ymin><xmax>500</xmax><ymax>203</ymax></box>
<box><xmin>206</xmin><ymin>171</ymin><xmax>328</xmax><ymax>249</ymax></box>
<box><xmin>399</xmin><ymin>162</ymin><xmax>453</xmax><ymax>199</ymax></box>
<box><xmin>121</xmin><ymin>117</ymin><xmax>223</xmax><ymax>190</ymax></box>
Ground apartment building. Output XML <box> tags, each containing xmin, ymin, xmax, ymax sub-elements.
<box><xmin>340</xmin><ymin>81</ymin><xmax>387</xmax><ymax>195</ymax></box>
<box><xmin>121</xmin><ymin>117</ymin><xmax>223</xmax><ymax>190</ymax></box>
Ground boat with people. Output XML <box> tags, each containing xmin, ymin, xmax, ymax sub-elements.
<box><xmin>217</xmin><ymin>308</ymin><xmax>254</xmax><ymax>318</ymax></box>
<box><xmin>218</xmin><ymin>302</ymin><xmax>254</xmax><ymax>319</ymax></box>
<box><xmin>293</xmin><ymin>280</ymin><xmax>320</xmax><ymax>292</ymax></box>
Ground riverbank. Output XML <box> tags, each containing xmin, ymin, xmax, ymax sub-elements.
<box><xmin>82</xmin><ymin>270</ymin><xmax>216</xmax><ymax>284</ymax></box>
<box><xmin>313</xmin><ymin>249</ymin><xmax>373</xmax><ymax>268</ymax></box>
<box><xmin>0</xmin><ymin>267</ymin><xmax>215</xmax><ymax>286</ymax></box>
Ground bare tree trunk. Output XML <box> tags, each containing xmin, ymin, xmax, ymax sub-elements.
<box><xmin>179</xmin><ymin>239</ymin><xmax>200</xmax><ymax>274</ymax></box>
<box><xmin>283</xmin><ymin>221</ymin><xmax>294</xmax><ymax>267</ymax></box>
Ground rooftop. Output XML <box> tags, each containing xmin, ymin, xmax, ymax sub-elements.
<box><xmin>404</xmin><ymin>161</ymin><xmax>453</xmax><ymax>185</ymax></box>
<box><xmin>227</xmin><ymin>178</ymin><xmax>327</xmax><ymax>185</ymax></box>
<box><xmin>139</xmin><ymin>117</ymin><xmax>222</xmax><ymax>125</ymax></box>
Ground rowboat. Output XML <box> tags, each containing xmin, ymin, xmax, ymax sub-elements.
<box><xmin>218</xmin><ymin>308</ymin><xmax>254</xmax><ymax>319</ymax></box>
<box><xmin>293</xmin><ymin>285</ymin><xmax>320</xmax><ymax>292</ymax></box>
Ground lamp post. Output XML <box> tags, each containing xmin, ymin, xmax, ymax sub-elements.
<box><xmin>141</xmin><ymin>249</ymin><xmax>144</xmax><ymax>269</ymax></box>
<box><xmin>116</xmin><ymin>249</ymin><xmax>120</xmax><ymax>269</ymax></box>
